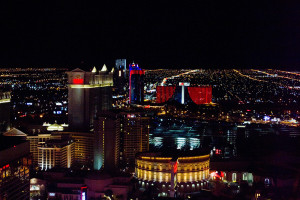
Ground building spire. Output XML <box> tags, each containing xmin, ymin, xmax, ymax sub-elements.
<box><xmin>92</xmin><ymin>66</ymin><xmax>97</xmax><ymax>73</ymax></box>
<box><xmin>101</xmin><ymin>64</ymin><xmax>108</xmax><ymax>72</ymax></box>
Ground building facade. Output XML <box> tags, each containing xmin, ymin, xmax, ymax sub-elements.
<box><xmin>38</xmin><ymin>139</ymin><xmax>75</xmax><ymax>170</ymax></box>
<box><xmin>115</xmin><ymin>59</ymin><xmax>127</xmax><ymax>77</ymax></box>
<box><xmin>27</xmin><ymin>134</ymin><xmax>52</xmax><ymax>166</ymax></box>
<box><xmin>135</xmin><ymin>153</ymin><xmax>210</xmax><ymax>196</ymax></box>
<box><xmin>67</xmin><ymin>66</ymin><xmax>113</xmax><ymax>131</ymax></box>
<box><xmin>121</xmin><ymin>113</ymin><xmax>150</xmax><ymax>168</ymax></box>
<box><xmin>156</xmin><ymin>85</ymin><xmax>212</xmax><ymax>105</ymax></box>
<box><xmin>114</xmin><ymin>59</ymin><xmax>127</xmax><ymax>94</ymax></box>
<box><xmin>4</xmin><ymin>128</ymin><xmax>94</xmax><ymax>169</ymax></box>
<box><xmin>0</xmin><ymin>138</ymin><xmax>31</xmax><ymax>200</ymax></box>
<box><xmin>129</xmin><ymin>63</ymin><xmax>144</xmax><ymax>104</ymax></box>
<box><xmin>52</xmin><ymin>132</ymin><xmax>93</xmax><ymax>169</ymax></box>
<box><xmin>93</xmin><ymin>112</ymin><xmax>120</xmax><ymax>171</ymax></box>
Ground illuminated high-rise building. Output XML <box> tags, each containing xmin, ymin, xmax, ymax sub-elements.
<box><xmin>115</xmin><ymin>59</ymin><xmax>127</xmax><ymax>77</ymax></box>
<box><xmin>129</xmin><ymin>63</ymin><xmax>144</xmax><ymax>104</ymax></box>
<box><xmin>67</xmin><ymin>66</ymin><xmax>113</xmax><ymax>130</ymax></box>
<box><xmin>114</xmin><ymin>59</ymin><xmax>127</xmax><ymax>94</ymax></box>
<box><xmin>38</xmin><ymin>139</ymin><xmax>75</xmax><ymax>170</ymax></box>
<box><xmin>51</xmin><ymin>132</ymin><xmax>94</xmax><ymax>168</ymax></box>
<box><xmin>93</xmin><ymin>112</ymin><xmax>120</xmax><ymax>171</ymax></box>
<box><xmin>4</xmin><ymin>128</ymin><xmax>94</xmax><ymax>168</ymax></box>
<box><xmin>121</xmin><ymin>113</ymin><xmax>150</xmax><ymax>167</ymax></box>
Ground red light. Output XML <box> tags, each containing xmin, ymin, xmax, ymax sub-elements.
<box><xmin>13</xmin><ymin>145</ymin><xmax>16</xmax><ymax>148</ymax></box>
<box><xmin>246</xmin><ymin>109</ymin><xmax>251</xmax><ymax>112</ymax></box>
<box><xmin>188</xmin><ymin>86</ymin><xmax>212</xmax><ymax>105</ymax></box>
<box><xmin>3</xmin><ymin>164</ymin><xmax>10</xmax><ymax>169</ymax></box>
<box><xmin>145</xmin><ymin>105</ymin><xmax>150</xmax><ymax>108</ymax></box>
<box><xmin>173</xmin><ymin>161</ymin><xmax>178</xmax><ymax>174</ymax></box>
<box><xmin>156</xmin><ymin>86</ymin><xmax>176</xmax><ymax>103</ymax></box>
<box><xmin>73</xmin><ymin>78</ymin><xmax>84</xmax><ymax>84</ymax></box>
<box><xmin>211</xmin><ymin>171</ymin><xmax>224</xmax><ymax>179</ymax></box>
<box><xmin>220</xmin><ymin>171</ymin><xmax>224</xmax><ymax>177</ymax></box>
<box><xmin>129</xmin><ymin>69</ymin><xmax>145</xmax><ymax>103</ymax></box>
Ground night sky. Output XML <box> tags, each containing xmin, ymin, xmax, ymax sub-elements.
<box><xmin>0</xmin><ymin>1</ymin><xmax>300</xmax><ymax>69</ymax></box>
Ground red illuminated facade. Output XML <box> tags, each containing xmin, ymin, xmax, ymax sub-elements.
<box><xmin>129</xmin><ymin>63</ymin><xmax>145</xmax><ymax>104</ymax></box>
<box><xmin>156</xmin><ymin>86</ymin><xmax>176</xmax><ymax>103</ymax></box>
<box><xmin>156</xmin><ymin>85</ymin><xmax>212</xmax><ymax>105</ymax></box>
<box><xmin>188</xmin><ymin>86</ymin><xmax>212</xmax><ymax>105</ymax></box>
<box><xmin>73</xmin><ymin>78</ymin><xmax>84</xmax><ymax>84</ymax></box>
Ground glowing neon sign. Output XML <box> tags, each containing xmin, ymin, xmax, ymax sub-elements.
<box><xmin>73</xmin><ymin>78</ymin><xmax>84</xmax><ymax>84</ymax></box>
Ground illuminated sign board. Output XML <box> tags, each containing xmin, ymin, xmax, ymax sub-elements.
<box><xmin>81</xmin><ymin>192</ymin><xmax>86</xmax><ymax>200</ymax></box>
<box><xmin>81</xmin><ymin>186</ymin><xmax>87</xmax><ymax>200</ymax></box>
<box><xmin>73</xmin><ymin>74</ymin><xmax>84</xmax><ymax>84</ymax></box>
<box><xmin>73</xmin><ymin>78</ymin><xmax>84</xmax><ymax>84</ymax></box>
<box><xmin>179</xmin><ymin>82</ymin><xmax>190</xmax><ymax>86</ymax></box>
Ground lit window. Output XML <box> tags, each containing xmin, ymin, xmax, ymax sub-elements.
<box><xmin>265</xmin><ymin>178</ymin><xmax>270</xmax><ymax>185</ymax></box>
<box><xmin>232</xmin><ymin>173</ymin><xmax>237</xmax><ymax>182</ymax></box>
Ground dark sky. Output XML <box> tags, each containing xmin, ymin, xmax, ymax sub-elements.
<box><xmin>0</xmin><ymin>1</ymin><xmax>300</xmax><ymax>69</ymax></box>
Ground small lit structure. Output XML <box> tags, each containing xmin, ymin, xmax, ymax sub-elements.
<box><xmin>3</xmin><ymin>128</ymin><xmax>27</xmax><ymax>137</ymax></box>
<box><xmin>43</xmin><ymin>122</ymin><xmax>68</xmax><ymax>131</ymax></box>
<box><xmin>46</xmin><ymin>123</ymin><xmax>64</xmax><ymax>132</ymax></box>
<box><xmin>92</xmin><ymin>66</ymin><xmax>97</xmax><ymax>73</ymax></box>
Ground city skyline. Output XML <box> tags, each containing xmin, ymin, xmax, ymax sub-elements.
<box><xmin>1</xmin><ymin>1</ymin><xmax>300</xmax><ymax>199</ymax></box>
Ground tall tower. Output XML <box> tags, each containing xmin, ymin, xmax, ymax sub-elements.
<box><xmin>129</xmin><ymin>63</ymin><xmax>144</xmax><ymax>104</ymax></box>
<box><xmin>66</xmin><ymin>66</ymin><xmax>113</xmax><ymax>131</ymax></box>
<box><xmin>114</xmin><ymin>59</ymin><xmax>127</xmax><ymax>94</ymax></box>
<box><xmin>115</xmin><ymin>59</ymin><xmax>126</xmax><ymax>77</ymax></box>
<box><xmin>93</xmin><ymin>112</ymin><xmax>120</xmax><ymax>171</ymax></box>
<box><xmin>121</xmin><ymin>113</ymin><xmax>150</xmax><ymax>167</ymax></box>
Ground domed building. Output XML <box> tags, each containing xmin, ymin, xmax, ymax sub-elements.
<box><xmin>135</xmin><ymin>151</ymin><xmax>210</xmax><ymax>197</ymax></box>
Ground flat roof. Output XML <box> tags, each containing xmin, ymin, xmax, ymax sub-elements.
<box><xmin>0</xmin><ymin>136</ymin><xmax>30</xmax><ymax>166</ymax></box>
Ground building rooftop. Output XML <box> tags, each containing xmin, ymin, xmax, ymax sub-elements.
<box><xmin>3</xmin><ymin>128</ymin><xmax>27</xmax><ymax>137</ymax></box>
<box><xmin>0</xmin><ymin>136</ymin><xmax>30</xmax><ymax>165</ymax></box>
<box><xmin>0</xmin><ymin>135</ymin><xmax>27</xmax><ymax>151</ymax></box>
<box><xmin>136</xmin><ymin>150</ymin><xmax>210</xmax><ymax>163</ymax></box>
<box><xmin>42</xmin><ymin>139</ymin><xmax>73</xmax><ymax>148</ymax></box>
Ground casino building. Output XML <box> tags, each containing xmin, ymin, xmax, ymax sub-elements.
<box><xmin>156</xmin><ymin>84</ymin><xmax>212</xmax><ymax>105</ymax></box>
<box><xmin>66</xmin><ymin>66</ymin><xmax>113</xmax><ymax>131</ymax></box>
<box><xmin>135</xmin><ymin>152</ymin><xmax>210</xmax><ymax>197</ymax></box>
<box><xmin>129</xmin><ymin>63</ymin><xmax>145</xmax><ymax>104</ymax></box>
